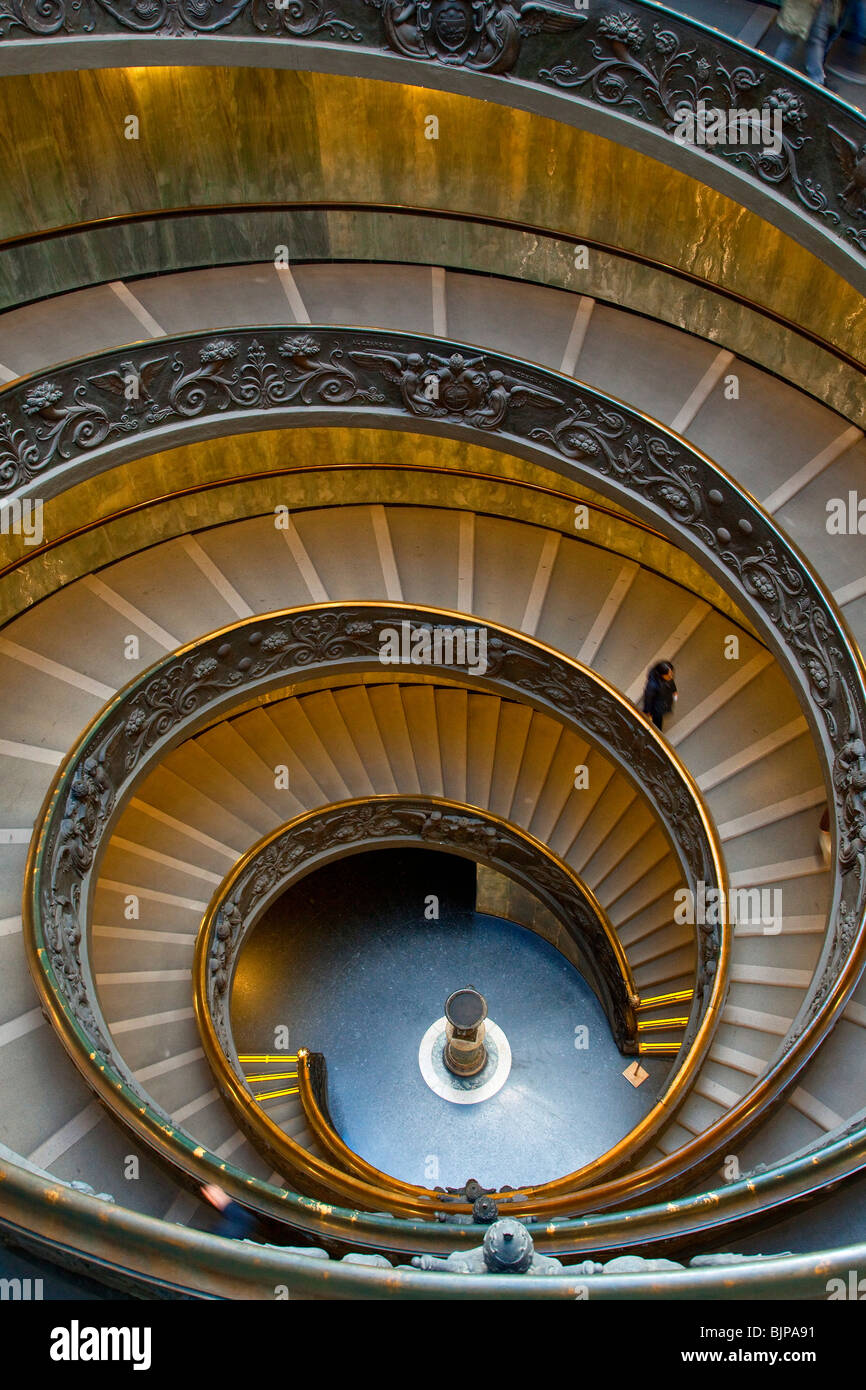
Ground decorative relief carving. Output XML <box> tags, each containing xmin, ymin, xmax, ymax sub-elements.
<box><xmin>834</xmin><ymin>737</ymin><xmax>866</xmax><ymax>885</ymax></box>
<box><xmin>0</xmin><ymin>1</ymin><xmax>861</xmax><ymax>252</ymax></box>
<box><xmin>348</xmin><ymin>346</ymin><xmax>563</xmax><ymax>425</ymax></box>
<box><xmin>19</xmin><ymin>326</ymin><xmax>864</xmax><ymax>1152</ymax></box>
<box><xmin>0</xmin><ymin>0</ymin><xmax>66</xmax><ymax>34</ymax></box>
<box><xmin>829</xmin><ymin>127</ymin><xmax>866</xmax><ymax>222</ymax></box>
<box><xmin>41</xmin><ymin>752</ymin><xmax>117</xmax><ymax>1054</ymax></box>
<box><xmin>364</xmin><ymin>1</ymin><xmax>584</xmax><ymax>74</ymax></box>
<box><xmin>4</xmin><ymin>337</ymin><xmax>382</xmax><ymax>488</ymax></box>
<box><xmin>0</xmin><ymin>0</ymin><xmax>364</xmax><ymax>38</ymax></box>
<box><xmin>538</xmin><ymin>21</ymin><xmax>848</xmax><ymax>235</ymax></box>
<box><xmin>0</xmin><ymin>412</ymin><xmax>40</xmax><ymax>492</ymax></box>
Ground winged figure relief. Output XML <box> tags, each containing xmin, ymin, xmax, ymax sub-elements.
<box><xmin>348</xmin><ymin>349</ymin><xmax>447</xmax><ymax>417</ymax></box>
<box><xmin>349</xmin><ymin>347</ymin><xmax>563</xmax><ymax>427</ymax></box>
<box><xmin>90</xmin><ymin>356</ymin><xmax>173</xmax><ymax>421</ymax></box>
<box><xmin>829</xmin><ymin>126</ymin><xmax>866</xmax><ymax>216</ymax></box>
<box><xmin>516</xmin><ymin>1</ymin><xmax>589</xmax><ymax>36</ymax></box>
<box><xmin>368</xmin><ymin>0</ymin><xmax>586</xmax><ymax>72</ymax></box>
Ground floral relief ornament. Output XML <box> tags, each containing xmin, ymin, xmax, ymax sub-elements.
<box><xmin>0</xmin><ymin>0</ymin><xmax>365</xmax><ymax>38</ymax></box>
<box><xmin>537</xmin><ymin>11</ymin><xmax>858</xmax><ymax>235</ymax></box>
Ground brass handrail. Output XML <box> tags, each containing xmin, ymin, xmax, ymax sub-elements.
<box><xmin>26</xmin><ymin>604</ymin><xmax>727</xmax><ymax>1229</ymax></box>
<box><xmin>196</xmin><ymin>794</ymin><xmax>641</xmax><ymax>1059</ymax></box>
<box><xmin>17</xmin><ymin>326</ymin><xmax>866</xmax><ymax>1247</ymax></box>
<box><xmin>193</xmin><ymin>796</ymin><xmax>667</xmax><ymax>1202</ymax></box>
<box><xmin>6</xmin><ymin>1138</ymin><xmax>866</xmax><ymax>1297</ymax></box>
<box><xmin>296</xmin><ymin>1051</ymin><xmax>385</xmax><ymax>1187</ymax></box>
<box><xmin>181</xmin><ymin>657</ymin><xmax>723</xmax><ymax>1205</ymax></box>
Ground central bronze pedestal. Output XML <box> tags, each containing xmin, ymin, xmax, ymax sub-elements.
<box><xmin>443</xmin><ymin>987</ymin><xmax>488</xmax><ymax>1077</ymax></box>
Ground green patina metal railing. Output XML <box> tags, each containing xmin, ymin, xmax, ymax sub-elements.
<box><xmin>3</xmin><ymin>1140</ymin><xmax>866</xmax><ymax>1298</ymax></box>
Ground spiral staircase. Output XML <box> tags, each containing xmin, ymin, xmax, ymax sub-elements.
<box><xmin>0</xmin><ymin>0</ymin><xmax>864</xmax><ymax>1300</ymax></box>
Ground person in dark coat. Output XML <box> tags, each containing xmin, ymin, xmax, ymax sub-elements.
<box><xmin>642</xmin><ymin>660</ymin><xmax>677</xmax><ymax>732</ymax></box>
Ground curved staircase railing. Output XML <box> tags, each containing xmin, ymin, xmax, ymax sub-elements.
<box><xmin>0</xmin><ymin>1</ymin><xmax>863</xmax><ymax>1301</ymax></box>
<box><xmin>2</xmin><ymin>324</ymin><xmax>862</xmax><ymax>1265</ymax></box>
<box><xmin>194</xmin><ymin>794</ymin><xmax>689</xmax><ymax>1204</ymax></box>
<box><xmin>0</xmin><ymin>2</ymin><xmax>862</xmax><ymax>287</ymax></box>
<box><xmin>25</xmin><ymin>606</ymin><xmax>727</xmax><ymax>1227</ymax></box>
<box><xmin>4</xmin><ymin>323</ymin><xmax>862</xmax><ymax>938</ymax></box>
<box><xmin>9</xmin><ymin>324</ymin><xmax>865</xmax><ymax>1229</ymax></box>
<box><xmin>5</xmin><ymin>1137</ymin><xmax>866</xmax><ymax>1298</ymax></box>
<box><xmin>200</xmin><ymin>795</ymin><xmax>639</xmax><ymax>1061</ymax></box>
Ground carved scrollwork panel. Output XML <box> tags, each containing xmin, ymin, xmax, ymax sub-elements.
<box><xmin>0</xmin><ymin>2</ymin><xmax>862</xmax><ymax>256</ymax></box>
<box><xmin>12</xmin><ymin>326</ymin><xmax>864</xmax><ymax>1074</ymax></box>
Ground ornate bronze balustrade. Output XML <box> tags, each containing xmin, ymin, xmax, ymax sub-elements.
<box><xmin>2</xmin><ymin>2</ymin><xmax>866</xmax><ymax>1291</ymax></box>
<box><xmin>0</xmin><ymin>2</ymin><xmax>863</xmax><ymax>278</ymax></box>
<box><xmin>12</xmin><ymin>322</ymin><xmax>866</xmax><ymax>1246</ymax></box>
<box><xmin>2</xmin><ymin>324</ymin><xmax>861</xmax><ymax>936</ymax></box>
<box><xmin>12</xmin><ymin>325</ymin><xmax>866</xmax><ymax>1208</ymax></box>
<box><xmin>193</xmin><ymin>796</ymin><xmax>643</xmax><ymax>1195</ymax></box>
<box><xmin>25</xmin><ymin>602</ymin><xmax>726</xmax><ymax>1223</ymax></box>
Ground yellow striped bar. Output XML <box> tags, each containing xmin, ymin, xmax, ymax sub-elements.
<box><xmin>237</xmin><ymin>1055</ymin><xmax>299</xmax><ymax>1063</ymax></box>
<box><xmin>635</xmin><ymin>990</ymin><xmax>694</xmax><ymax>1011</ymax></box>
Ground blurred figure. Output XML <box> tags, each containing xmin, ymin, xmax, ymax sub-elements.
<box><xmin>825</xmin><ymin>0</ymin><xmax>866</xmax><ymax>82</ymax></box>
<box><xmin>642</xmin><ymin>660</ymin><xmax>677</xmax><ymax>732</ymax></box>
<box><xmin>774</xmin><ymin>0</ymin><xmax>843</xmax><ymax>84</ymax></box>
<box><xmin>818</xmin><ymin>806</ymin><xmax>831</xmax><ymax>867</ymax></box>
<box><xmin>842</xmin><ymin>0</ymin><xmax>866</xmax><ymax>46</ymax></box>
<box><xmin>200</xmin><ymin>1183</ymin><xmax>262</xmax><ymax>1242</ymax></box>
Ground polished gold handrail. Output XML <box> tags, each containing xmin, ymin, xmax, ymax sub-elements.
<box><xmin>195</xmin><ymin>794</ymin><xmax>639</xmax><ymax>1056</ymax></box>
<box><xmin>26</xmin><ymin>601</ymin><xmax>727</xmax><ymax>1228</ymax></box>
<box><xmin>174</xmin><ymin>619</ymin><xmax>725</xmax><ymax>1207</ymax></box>
<box><xmin>296</xmin><ymin>1049</ymin><xmax>469</xmax><ymax>1197</ymax></box>
<box><xmin>19</xmin><ymin>323</ymin><xmax>864</xmax><ymax>1232</ymax></box>
<box><xmin>192</xmin><ymin>795</ymin><xmax>656</xmax><ymax>1202</ymax></box>
<box><xmin>636</xmin><ymin>990</ymin><xmax>694</xmax><ymax>1010</ymax></box>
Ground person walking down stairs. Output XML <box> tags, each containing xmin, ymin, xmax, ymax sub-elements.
<box><xmin>773</xmin><ymin>0</ymin><xmax>843</xmax><ymax>84</ymax></box>
<box><xmin>200</xmin><ymin>1185</ymin><xmax>264</xmax><ymax>1242</ymax></box>
<box><xmin>642</xmin><ymin>661</ymin><xmax>678</xmax><ymax>733</ymax></box>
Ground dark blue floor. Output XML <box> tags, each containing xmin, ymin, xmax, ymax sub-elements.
<box><xmin>232</xmin><ymin>850</ymin><xmax>667</xmax><ymax>1191</ymax></box>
